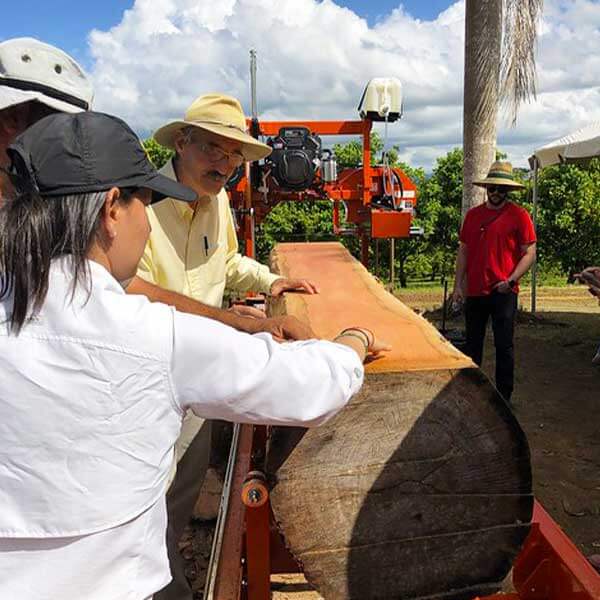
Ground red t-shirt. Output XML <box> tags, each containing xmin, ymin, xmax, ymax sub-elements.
<box><xmin>459</xmin><ymin>202</ymin><xmax>536</xmax><ymax>296</ymax></box>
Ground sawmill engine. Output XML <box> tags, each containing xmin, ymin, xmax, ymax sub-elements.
<box><xmin>265</xmin><ymin>127</ymin><xmax>322</xmax><ymax>191</ymax></box>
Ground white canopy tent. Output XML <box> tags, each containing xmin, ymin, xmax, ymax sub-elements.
<box><xmin>533</xmin><ymin>122</ymin><xmax>600</xmax><ymax>168</ymax></box>
<box><xmin>528</xmin><ymin>122</ymin><xmax>600</xmax><ymax>312</ymax></box>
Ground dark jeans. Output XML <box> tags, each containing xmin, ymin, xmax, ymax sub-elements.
<box><xmin>465</xmin><ymin>291</ymin><xmax>518</xmax><ymax>402</ymax></box>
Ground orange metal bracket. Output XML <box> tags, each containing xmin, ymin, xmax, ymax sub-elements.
<box><xmin>243</xmin><ymin>426</ymin><xmax>271</xmax><ymax>600</ymax></box>
<box><xmin>244</xmin><ymin>495</ymin><xmax>270</xmax><ymax>599</ymax></box>
<box><xmin>511</xmin><ymin>501</ymin><xmax>600</xmax><ymax>600</ymax></box>
<box><xmin>476</xmin><ymin>500</ymin><xmax>600</xmax><ymax>600</ymax></box>
<box><xmin>371</xmin><ymin>208</ymin><xmax>412</xmax><ymax>238</ymax></box>
<box><xmin>214</xmin><ymin>425</ymin><xmax>300</xmax><ymax>600</ymax></box>
<box><xmin>246</xmin><ymin>118</ymin><xmax>370</xmax><ymax>137</ymax></box>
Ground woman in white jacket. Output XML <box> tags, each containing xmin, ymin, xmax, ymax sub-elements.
<box><xmin>0</xmin><ymin>111</ymin><xmax>386</xmax><ymax>600</ymax></box>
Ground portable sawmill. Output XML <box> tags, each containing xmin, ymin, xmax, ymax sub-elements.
<box><xmin>228</xmin><ymin>68</ymin><xmax>421</xmax><ymax>266</ymax></box>
<box><xmin>200</xmin><ymin>58</ymin><xmax>600</xmax><ymax>600</ymax></box>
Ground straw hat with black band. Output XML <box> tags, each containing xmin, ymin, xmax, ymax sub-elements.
<box><xmin>472</xmin><ymin>161</ymin><xmax>525</xmax><ymax>189</ymax></box>
<box><xmin>0</xmin><ymin>38</ymin><xmax>93</xmax><ymax>114</ymax></box>
<box><xmin>153</xmin><ymin>93</ymin><xmax>271</xmax><ymax>162</ymax></box>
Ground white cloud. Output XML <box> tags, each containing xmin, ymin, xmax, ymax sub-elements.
<box><xmin>88</xmin><ymin>0</ymin><xmax>600</xmax><ymax>171</ymax></box>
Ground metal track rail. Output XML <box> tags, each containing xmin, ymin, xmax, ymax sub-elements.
<box><xmin>203</xmin><ymin>422</ymin><xmax>241</xmax><ymax>600</ymax></box>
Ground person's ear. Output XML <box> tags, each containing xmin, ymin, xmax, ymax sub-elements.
<box><xmin>100</xmin><ymin>187</ymin><xmax>122</xmax><ymax>242</ymax></box>
<box><xmin>174</xmin><ymin>129</ymin><xmax>195</xmax><ymax>157</ymax></box>
<box><xmin>174</xmin><ymin>131</ymin><xmax>186</xmax><ymax>155</ymax></box>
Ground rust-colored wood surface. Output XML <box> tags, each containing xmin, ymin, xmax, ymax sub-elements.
<box><xmin>269</xmin><ymin>242</ymin><xmax>473</xmax><ymax>374</ymax></box>
<box><xmin>267</xmin><ymin>242</ymin><xmax>533</xmax><ymax>600</ymax></box>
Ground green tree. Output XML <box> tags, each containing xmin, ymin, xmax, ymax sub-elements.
<box><xmin>420</xmin><ymin>148</ymin><xmax>464</xmax><ymax>281</ymax></box>
<box><xmin>143</xmin><ymin>138</ymin><xmax>173</xmax><ymax>169</ymax></box>
<box><xmin>531</xmin><ymin>159</ymin><xmax>600</xmax><ymax>281</ymax></box>
<box><xmin>255</xmin><ymin>201</ymin><xmax>335</xmax><ymax>263</ymax></box>
<box><xmin>333</xmin><ymin>131</ymin><xmax>396</xmax><ymax>168</ymax></box>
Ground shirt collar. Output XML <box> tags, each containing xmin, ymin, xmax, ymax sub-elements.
<box><xmin>158</xmin><ymin>159</ymin><xmax>192</xmax><ymax>220</ymax></box>
<box><xmin>52</xmin><ymin>256</ymin><xmax>126</xmax><ymax>295</ymax></box>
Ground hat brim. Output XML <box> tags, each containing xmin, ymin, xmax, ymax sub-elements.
<box><xmin>153</xmin><ymin>120</ymin><xmax>272</xmax><ymax>162</ymax></box>
<box><xmin>0</xmin><ymin>85</ymin><xmax>85</xmax><ymax>114</ymax></box>
<box><xmin>29</xmin><ymin>172</ymin><xmax>198</xmax><ymax>204</ymax></box>
<box><xmin>472</xmin><ymin>177</ymin><xmax>525</xmax><ymax>189</ymax></box>
<box><xmin>141</xmin><ymin>172</ymin><xmax>197</xmax><ymax>203</ymax></box>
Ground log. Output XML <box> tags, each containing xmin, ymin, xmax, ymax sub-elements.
<box><xmin>267</xmin><ymin>242</ymin><xmax>533</xmax><ymax>600</ymax></box>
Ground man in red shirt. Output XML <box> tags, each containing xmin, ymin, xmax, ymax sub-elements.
<box><xmin>452</xmin><ymin>161</ymin><xmax>537</xmax><ymax>404</ymax></box>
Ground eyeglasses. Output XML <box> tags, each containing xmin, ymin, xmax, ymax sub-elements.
<box><xmin>487</xmin><ymin>185</ymin><xmax>509</xmax><ymax>194</ymax></box>
<box><xmin>192</xmin><ymin>139</ymin><xmax>246</xmax><ymax>168</ymax></box>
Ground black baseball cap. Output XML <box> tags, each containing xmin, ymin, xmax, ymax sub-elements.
<box><xmin>7</xmin><ymin>111</ymin><xmax>197</xmax><ymax>203</ymax></box>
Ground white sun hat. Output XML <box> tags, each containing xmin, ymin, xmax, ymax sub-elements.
<box><xmin>0</xmin><ymin>37</ymin><xmax>93</xmax><ymax>113</ymax></box>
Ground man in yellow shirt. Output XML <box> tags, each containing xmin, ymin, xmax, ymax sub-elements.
<box><xmin>127</xmin><ymin>93</ymin><xmax>318</xmax><ymax>600</ymax></box>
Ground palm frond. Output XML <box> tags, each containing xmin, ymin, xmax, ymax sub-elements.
<box><xmin>500</xmin><ymin>0</ymin><xmax>544</xmax><ymax>125</ymax></box>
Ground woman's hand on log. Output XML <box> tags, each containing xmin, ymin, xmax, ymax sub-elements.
<box><xmin>334</xmin><ymin>327</ymin><xmax>391</xmax><ymax>362</ymax></box>
<box><xmin>368</xmin><ymin>336</ymin><xmax>392</xmax><ymax>357</ymax></box>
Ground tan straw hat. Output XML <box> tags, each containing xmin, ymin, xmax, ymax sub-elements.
<box><xmin>472</xmin><ymin>161</ymin><xmax>525</xmax><ymax>189</ymax></box>
<box><xmin>153</xmin><ymin>93</ymin><xmax>271</xmax><ymax>162</ymax></box>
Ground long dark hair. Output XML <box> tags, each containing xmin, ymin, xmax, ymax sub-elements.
<box><xmin>0</xmin><ymin>183</ymin><xmax>135</xmax><ymax>334</ymax></box>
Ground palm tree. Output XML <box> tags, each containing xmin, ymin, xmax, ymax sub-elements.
<box><xmin>462</xmin><ymin>0</ymin><xmax>543</xmax><ymax>217</ymax></box>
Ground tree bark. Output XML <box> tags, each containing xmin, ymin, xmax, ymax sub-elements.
<box><xmin>267</xmin><ymin>242</ymin><xmax>533</xmax><ymax>600</ymax></box>
<box><xmin>462</xmin><ymin>0</ymin><xmax>503</xmax><ymax>218</ymax></box>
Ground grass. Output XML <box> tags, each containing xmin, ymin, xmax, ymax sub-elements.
<box><xmin>390</xmin><ymin>283</ymin><xmax>597</xmax><ymax>316</ymax></box>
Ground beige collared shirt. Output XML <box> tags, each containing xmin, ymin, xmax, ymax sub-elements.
<box><xmin>137</xmin><ymin>159</ymin><xmax>280</xmax><ymax>307</ymax></box>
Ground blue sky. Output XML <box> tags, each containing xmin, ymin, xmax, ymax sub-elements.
<box><xmin>1</xmin><ymin>1</ymin><xmax>454</xmax><ymax>67</ymax></box>
<box><xmin>344</xmin><ymin>0</ymin><xmax>454</xmax><ymax>21</ymax></box>
<box><xmin>0</xmin><ymin>0</ymin><xmax>130</xmax><ymax>66</ymax></box>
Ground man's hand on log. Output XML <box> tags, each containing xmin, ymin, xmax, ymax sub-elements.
<box><xmin>229</xmin><ymin>304</ymin><xmax>267</xmax><ymax>319</ymax></box>
<box><xmin>270</xmin><ymin>277</ymin><xmax>319</xmax><ymax>297</ymax></box>
<box><xmin>249</xmin><ymin>315</ymin><xmax>316</xmax><ymax>342</ymax></box>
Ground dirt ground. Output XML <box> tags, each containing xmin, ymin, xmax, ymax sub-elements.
<box><xmin>184</xmin><ymin>285</ymin><xmax>600</xmax><ymax>598</ymax></box>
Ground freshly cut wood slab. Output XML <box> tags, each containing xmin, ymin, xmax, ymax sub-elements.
<box><xmin>267</xmin><ymin>242</ymin><xmax>533</xmax><ymax>600</ymax></box>
<box><xmin>269</xmin><ymin>242</ymin><xmax>472</xmax><ymax>373</ymax></box>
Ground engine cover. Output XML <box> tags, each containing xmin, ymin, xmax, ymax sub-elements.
<box><xmin>266</xmin><ymin>127</ymin><xmax>322</xmax><ymax>191</ymax></box>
